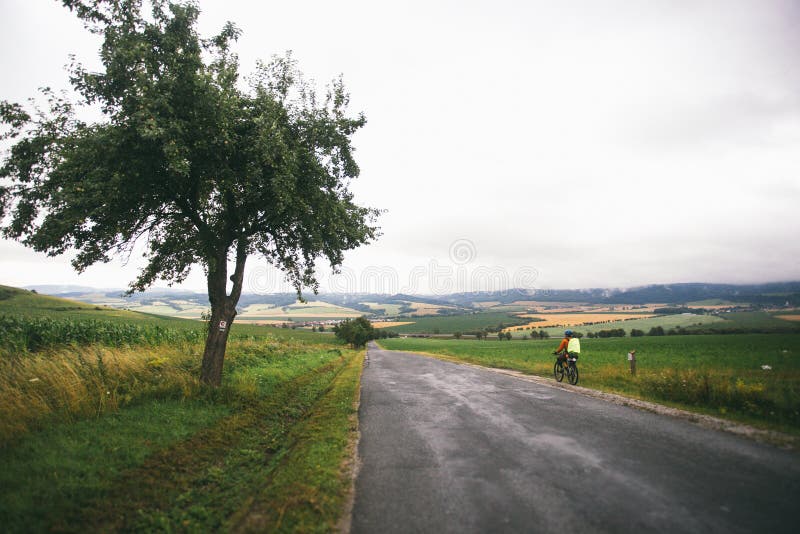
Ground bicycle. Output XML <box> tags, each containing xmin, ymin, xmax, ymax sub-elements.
<box><xmin>553</xmin><ymin>351</ymin><xmax>579</xmax><ymax>385</ymax></box>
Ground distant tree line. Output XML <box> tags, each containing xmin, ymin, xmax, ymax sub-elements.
<box><xmin>586</xmin><ymin>328</ymin><xmax>626</xmax><ymax>338</ymax></box>
<box><xmin>653</xmin><ymin>307</ymin><xmax>705</xmax><ymax>315</ymax></box>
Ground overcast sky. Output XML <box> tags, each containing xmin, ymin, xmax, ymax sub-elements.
<box><xmin>1</xmin><ymin>0</ymin><xmax>799</xmax><ymax>295</ymax></box>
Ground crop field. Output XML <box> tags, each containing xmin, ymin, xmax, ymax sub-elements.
<box><xmin>696</xmin><ymin>311</ymin><xmax>800</xmax><ymax>332</ymax></box>
<box><xmin>686</xmin><ymin>299</ymin><xmax>742</xmax><ymax>308</ymax></box>
<box><xmin>372</xmin><ymin>321</ymin><xmax>415</xmax><ymax>328</ymax></box>
<box><xmin>376</xmin><ymin>311</ymin><xmax>529</xmax><ymax>334</ymax></box>
<box><xmin>362</xmin><ymin>302</ymin><xmax>405</xmax><ymax>315</ymax></box>
<box><xmin>0</xmin><ymin>287</ymin><xmax>360</xmax><ymax>532</ymax></box>
<box><xmin>507</xmin><ymin>313</ymin><xmax>725</xmax><ymax>337</ymax></box>
<box><xmin>377</xmin><ymin>334</ymin><xmax>800</xmax><ymax>433</ymax></box>
<box><xmin>405</xmin><ymin>301</ymin><xmax>458</xmax><ymax>316</ymax></box>
<box><xmin>0</xmin><ymin>285</ymin><xmax>169</xmax><ymax>323</ymax></box>
<box><xmin>237</xmin><ymin>301</ymin><xmax>362</xmax><ymax>320</ymax></box>
<box><xmin>776</xmin><ymin>315</ymin><xmax>800</xmax><ymax>322</ymax></box>
<box><xmin>511</xmin><ymin>312</ymin><xmax>657</xmax><ymax>329</ymax></box>
<box><xmin>486</xmin><ymin>301</ymin><xmax>667</xmax><ymax>313</ymax></box>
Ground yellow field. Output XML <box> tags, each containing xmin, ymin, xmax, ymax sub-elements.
<box><xmin>372</xmin><ymin>321</ymin><xmax>415</xmax><ymax>328</ymax></box>
<box><xmin>776</xmin><ymin>315</ymin><xmax>800</xmax><ymax>322</ymax></box>
<box><xmin>407</xmin><ymin>302</ymin><xmax>456</xmax><ymax>316</ymax></box>
<box><xmin>504</xmin><ymin>302</ymin><xmax>666</xmax><ymax>313</ymax></box>
<box><xmin>506</xmin><ymin>313</ymin><xmax>656</xmax><ymax>331</ymax></box>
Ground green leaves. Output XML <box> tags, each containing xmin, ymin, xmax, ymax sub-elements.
<box><xmin>2</xmin><ymin>1</ymin><xmax>379</xmax><ymax>300</ymax></box>
<box><xmin>333</xmin><ymin>317</ymin><xmax>378</xmax><ymax>348</ymax></box>
<box><xmin>3</xmin><ymin>1</ymin><xmax>379</xmax><ymax>382</ymax></box>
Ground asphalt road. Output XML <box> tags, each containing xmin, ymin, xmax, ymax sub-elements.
<box><xmin>351</xmin><ymin>343</ymin><xmax>800</xmax><ymax>534</ymax></box>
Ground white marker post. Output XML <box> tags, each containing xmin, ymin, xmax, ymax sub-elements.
<box><xmin>628</xmin><ymin>350</ymin><xmax>636</xmax><ymax>376</ymax></box>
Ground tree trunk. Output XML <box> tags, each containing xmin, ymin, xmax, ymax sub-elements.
<box><xmin>199</xmin><ymin>241</ymin><xmax>248</xmax><ymax>386</ymax></box>
<box><xmin>200</xmin><ymin>305</ymin><xmax>235</xmax><ymax>386</ymax></box>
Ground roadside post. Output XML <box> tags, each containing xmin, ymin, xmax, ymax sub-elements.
<box><xmin>628</xmin><ymin>349</ymin><xmax>636</xmax><ymax>376</ymax></box>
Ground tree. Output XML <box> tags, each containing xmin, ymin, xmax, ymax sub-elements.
<box><xmin>0</xmin><ymin>1</ymin><xmax>379</xmax><ymax>386</ymax></box>
<box><xmin>648</xmin><ymin>326</ymin><xmax>665</xmax><ymax>336</ymax></box>
<box><xmin>497</xmin><ymin>332</ymin><xmax>504</xmax><ymax>341</ymax></box>
<box><xmin>333</xmin><ymin>317</ymin><xmax>376</xmax><ymax>348</ymax></box>
<box><xmin>453</xmin><ymin>331</ymin><xmax>462</xmax><ymax>339</ymax></box>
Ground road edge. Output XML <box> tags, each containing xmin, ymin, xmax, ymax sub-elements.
<box><xmin>336</xmin><ymin>347</ymin><xmax>368</xmax><ymax>534</ymax></box>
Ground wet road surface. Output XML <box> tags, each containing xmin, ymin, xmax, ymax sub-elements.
<box><xmin>351</xmin><ymin>343</ymin><xmax>800</xmax><ymax>533</ymax></box>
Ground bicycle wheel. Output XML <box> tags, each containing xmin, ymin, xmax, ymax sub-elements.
<box><xmin>567</xmin><ymin>364</ymin><xmax>579</xmax><ymax>385</ymax></box>
<box><xmin>554</xmin><ymin>361</ymin><xmax>565</xmax><ymax>382</ymax></box>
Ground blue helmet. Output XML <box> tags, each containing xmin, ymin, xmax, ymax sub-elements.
<box><xmin>564</xmin><ymin>329</ymin><xmax>573</xmax><ymax>336</ymax></box>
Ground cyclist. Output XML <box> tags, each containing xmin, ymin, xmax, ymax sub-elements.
<box><xmin>554</xmin><ymin>329</ymin><xmax>580</xmax><ymax>363</ymax></box>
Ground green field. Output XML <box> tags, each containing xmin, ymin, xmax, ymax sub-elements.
<box><xmin>0</xmin><ymin>284</ymin><xmax>338</xmax><ymax>344</ymax></box>
<box><xmin>506</xmin><ymin>313</ymin><xmax>726</xmax><ymax>337</ymax></box>
<box><xmin>505</xmin><ymin>311</ymin><xmax>800</xmax><ymax>338</ymax></box>
<box><xmin>686</xmin><ymin>299</ymin><xmax>740</xmax><ymax>306</ymax></box>
<box><xmin>378</xmin><ymin>334</ymin><xmax>800</xmax><ymax>433</ymax></box>
<box><xmin>378</xmin><ymin>311</ymin><xmax>529</xmax><ymax>334</ymax></box>
<box><xmin>0</xmin><ymin>285</ymin><xmax>359</xmax><ymax>531</ymax></box>
<box><xmin>697</xmin><ymin>311</ymin><xmax>800</xmax><ymax>332</ymax></box>
<box><xmin>374</xmin><ymin>308</ymin><xmax>798</xmax><ymax>337</ymax></box>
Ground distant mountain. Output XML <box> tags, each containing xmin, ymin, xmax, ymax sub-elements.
<box><xmin>24</xmin><ymin>284</ymin><xmax>113</xmax><ymax>294</ymax></box>
<box><xmin>442</xmin><ymin>282</ymin><xmax>800</xmax><ymax>307</ymax></box>
<box><xmin>22</xmin><ymin>281</ymin><xmax>800</xmax><ymax>310</ymax></box>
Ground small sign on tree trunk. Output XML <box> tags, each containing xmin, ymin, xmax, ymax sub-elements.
<box><xmin>218</xmin><ymin>320</ymin><xmax>227</xmax><ymax>332</ymax></box>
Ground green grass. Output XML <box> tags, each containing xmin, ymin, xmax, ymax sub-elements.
<box><xmin>378</xmin><ymin>334</ymin><xmax>800</xmax><ymax>433</ymax></box>
<box><xmin>0</xmin><ymin>339</ymin><xmax>363</xmax><ymax>532</ymax></box>
<box><xmin>229</xmin><ymin>347</ymin><xmax>364</xmax><ymax>532</ymax></box>
<box><xmin>0</xmin><ymin>284</ymin><xmax>356</xmax><ymax>530</ymax></box>
<box><xmin>381</xmin><ymin>311</ymin><xmax>529</xmax><ymax>334</ymax></box>
<box><xmin>0</xmin><ymin>400</ymin><xmax>231</xmax><ymax>533</ymax></box>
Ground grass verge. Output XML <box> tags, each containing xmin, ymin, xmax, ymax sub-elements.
<box><xmin>1</xmin><ymin>339</ymin><xmax>364</xmax><ymax>532</ymax></box>
<box><xmin>228</xmin><ymin>349</ymin><xmax>365</xmax><ymax>533</ymax></box>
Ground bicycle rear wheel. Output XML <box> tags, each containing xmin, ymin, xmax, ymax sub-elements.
<box><xmin>567</xmin><ymin>364</ymin><xmax>579</xmax><ymax>385</ymax></box>
<box><xmin>554</xmin><ymin>361</ymin><xmax>565</xmax><ymax>382</ymax></box>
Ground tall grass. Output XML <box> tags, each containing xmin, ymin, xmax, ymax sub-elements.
<box><xmin>0</xmin><ymin>343</ymin><xmax>203</xmax><ymax>445</ymax></box>
<box><xmin>637</xmin><ymin>368</ymin><xmax>799</xmax><ymax>420</ymax></box>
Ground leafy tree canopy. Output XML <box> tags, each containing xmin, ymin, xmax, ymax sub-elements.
<box><xmin>0</xmin><ymin>0</ymin><xmax>380</xmax><ymax>384</ymax></box>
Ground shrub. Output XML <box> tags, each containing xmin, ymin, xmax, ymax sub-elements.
<box><xmin>332</xmin><ymin>317</ymin><xmax>377</xmax><ymax>348</ymax></box>
<box><xmin>597</xmin><ymin>328</ymin><xmax>626</xmax><ymax>338</ymax></box>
